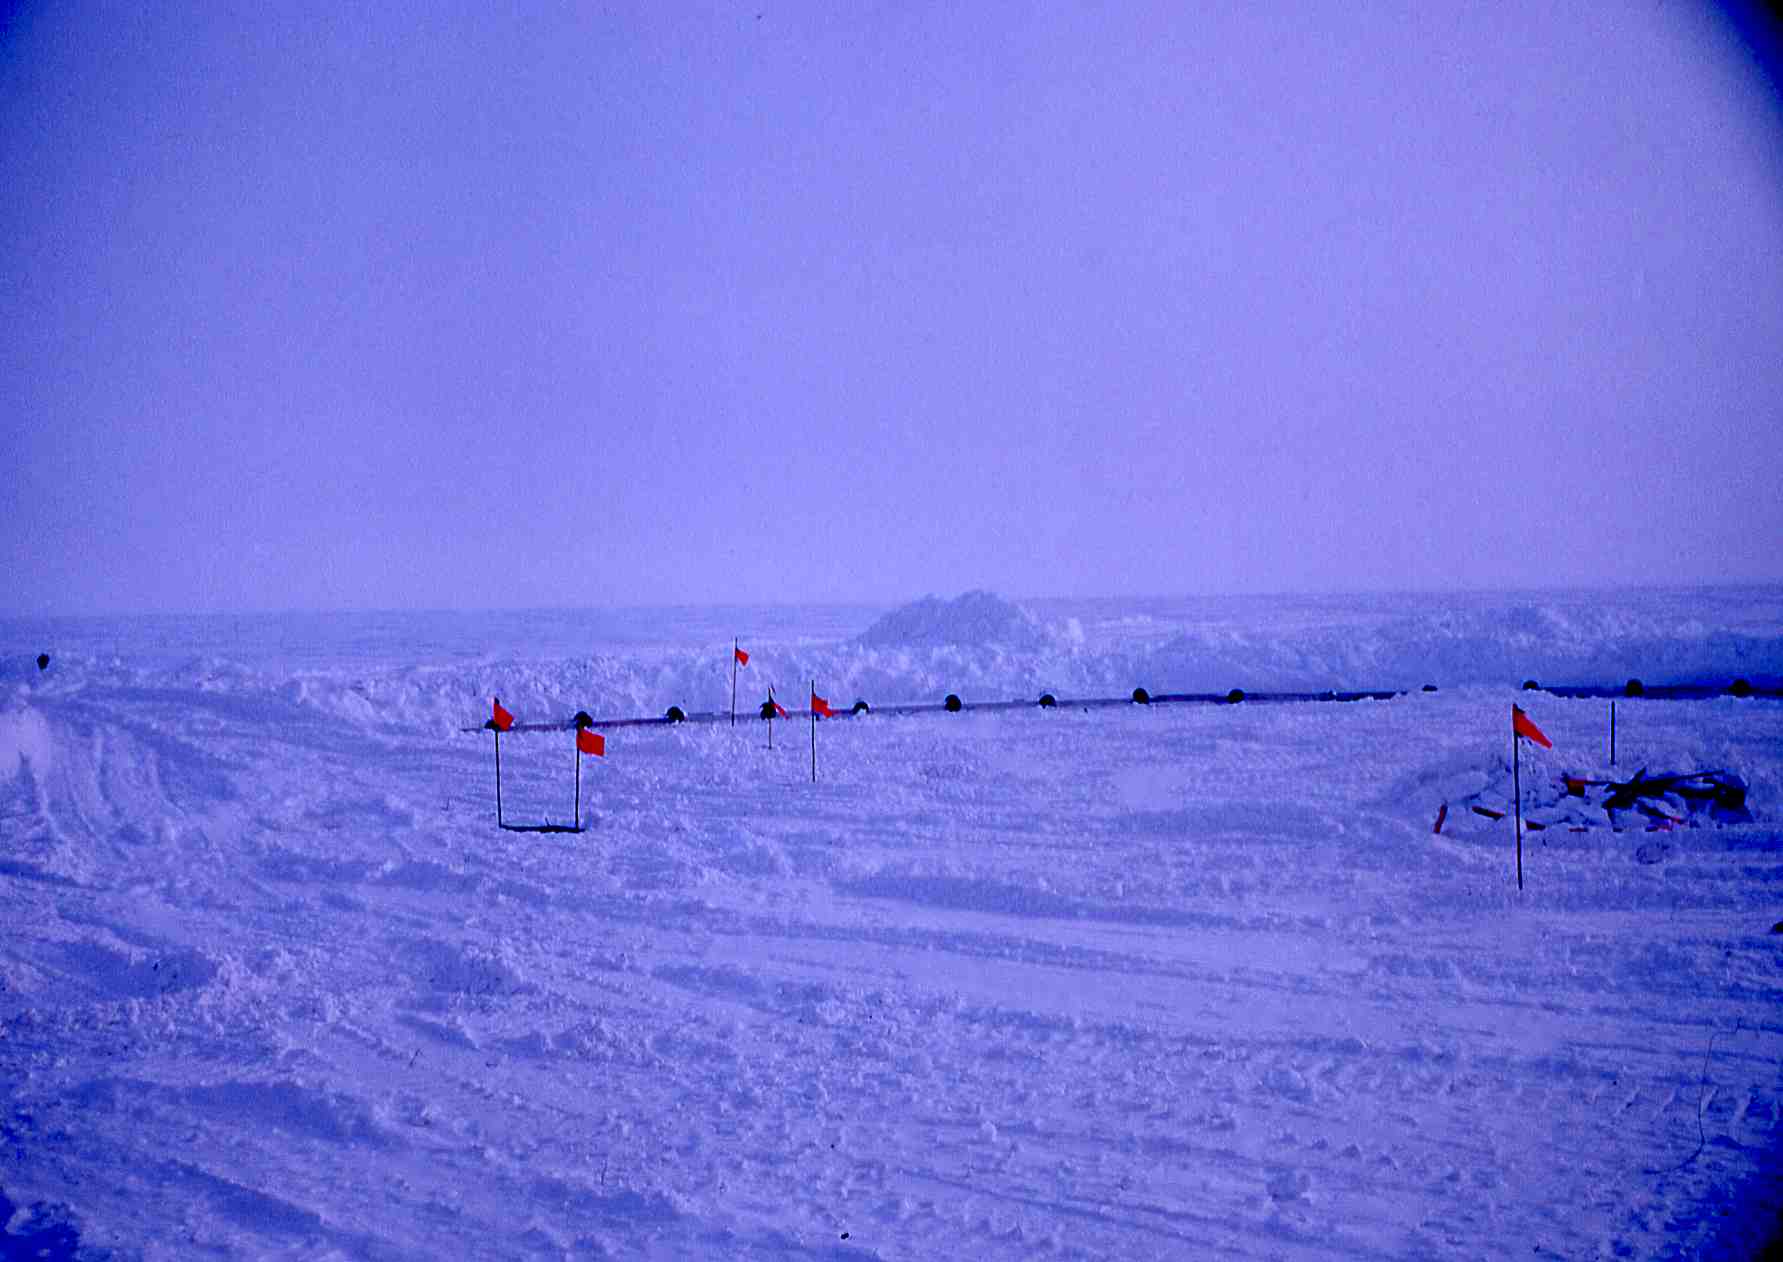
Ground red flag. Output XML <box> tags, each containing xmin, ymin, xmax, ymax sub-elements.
<box><xmin>774</xmin><ymin>699</ymin><xmax>788</xmax><ymax>718</ymax></box>
<box><xmin>811</xmin><ymin>692</ymin><xmax>834</xmax><ymax>719</ymax></box>
<box><xmin>1513</xmin><ymin>705</ymin><xmax>1551</xmax><ymax>749</ymax></box>
<box><xmin>576</xmin><ymin>728</ymin><xmax>605</xmax><ymax>757</ymax></box>
<box><xmin>735</xmin><ymin>646</ymin><xmax>750</xmax><ymax>666</ymax></box>
<box><xmin>491</xmin><ymin>698</ymin><xmax>515</xmax><ymax>732</ymax></box>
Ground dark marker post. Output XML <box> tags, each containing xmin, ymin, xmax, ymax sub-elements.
<box><xmin>810</xmin><ymin>679</ymin><xmax>817</xmax><ymax>783</ymax></box>
<box><xmin>1610</xmin><ymin>699</ymin><xmax>1616</xmax><ymax>766</ymax></box>
<box><xmin>731</xmin><ymin>638</ymin><xmax>739</xmax><ymax>727</ymax></box>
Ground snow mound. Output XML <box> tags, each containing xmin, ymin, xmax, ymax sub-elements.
<box><xmin>857</xmin><ymin>592</ymin><xmax>1053</xmax><ymax>651</ymax></box>
<box><xmin>0</xmin><ymin>702</ymin><xmax>52</xmax><ymax>778</ymax></box>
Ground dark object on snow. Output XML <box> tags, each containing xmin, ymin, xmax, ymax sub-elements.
<box><xmin>573</xmin><ymin>710</ymin><xmax>594</xmax><ymax>729</ymax></box>
<box><xmin>0</xmin><ymin>1187</ymin><xmax>81</xmax><ymax>1261</ymax></box>
<box><xmin>1038</xmin><ymin>693</ymin><xmax>1056</xmax><ymax>708</ymax></box>
<box><xmin>1422</xmin><ymin>683</ymin><xmax>1438</xmax><ymax>692</ymax></box>
<box><xmin>759</xmin><ymin>699</ymin><xmax>777</xmax><ymax>719</ymax></box>
<box><xmin>1770</xmin><ymin>921</ymin><xmax>1783</xmax><ymax>934</ymax></box>
<box><xmin>1132</xmin><ymin>687</ymin><xmax>1151</xmax><ymax>705</ymax></box>
<box><xmin>1226</xmin><ymin>688</ymin><xmax>1246</xmax><ymax>704</ymax></box>
<box><xmin>944</xmin><ymin>693</ymin><xmax>963</xmax><ymax>713</ymax></box>
<box><xmin>1624</xmin><ymin>678</ymin><xmax>1645</xmax><ymax>697</ymax></box>
<box><xmin>665</xmin><ymin>705</ymin><xmax>686</xmax><ymax>723</ymax></box>
<box><xmin>1730</xmin><ymin>678</ymin><xmax>1755</xmax><ymax>698</ymax></box>
<box><xmin>36</xmin><ymin>652</ymin><xmax>50</xmax><ymax>671</ymax></box>
<box><xmin>1588</xmin><ymin>768</ymin><xmax>1753</xmax><ymax>825</ymax></box>
<box><xmin>851</xmin><ymin>699</ymin><xmax>870</xmax><ymax>715</ymax></box>
<box><xmin>1522</xmin><ymin>679</ymin><xmax>1540</xmax><ymax>691</ymax></box>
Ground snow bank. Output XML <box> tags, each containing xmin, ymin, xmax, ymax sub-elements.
<box><xmin>7</xmin><ymin>586</ymin><xmax>1780</xmax><ymax>733</ymax></box>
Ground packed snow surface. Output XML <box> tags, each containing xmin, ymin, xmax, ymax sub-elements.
<box><xmin>3</xmin><ymin>587</ymin><xmax>1782</xmax><ymax>1259</ymax></box>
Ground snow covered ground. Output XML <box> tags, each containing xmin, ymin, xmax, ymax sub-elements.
<box><xmin>3</xmin><ymin>588</ymin><xmax>1781</xmax><ymax>1259</ymax></box>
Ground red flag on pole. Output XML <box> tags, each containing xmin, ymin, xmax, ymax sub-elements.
<box><xmin>491</xmin><ymin>698</ymin><xmax>515</xmax><ymax>732</ymax></box>
<box><xmin>811</xmin><ymin>691</ymin><xmax>835</xmax><ymax>719</ymax></box>
<box><xmin>735</xmin><ymin>646</ymin><xmax>750</xmax><ymax>666</ymax></box>
<box><xmin>576</xmin><ymin>728</ymin><xmax>605</xmax><ymax>757</ymax></box>
<box><xmin>1512</xmin><ymin>705</ymin><xmax>1551</xmax><ymax>748</ymax></box>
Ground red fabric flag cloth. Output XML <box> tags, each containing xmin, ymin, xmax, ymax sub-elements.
<box><xmin>1513</xmin><ymin>705</ymin><xmax>1552</xmax><ymax>748</ymax></box>
<box><xmin>735</xmin><ymin>646</ymin><xmax>750</xmax><ymax>666</ymax></box>
<box><xmin>491</xmin><ymin>698</ymin><xmax>515</xmax><ymax>732</ymax></box>
<box><xmin>576</xmin><ymin>728</ymin><xmax>605</xmax><ymax>757</ymax></box>
<box><xmin>811</xmin><ymin>692</ymin><xmax>835</xmax><ymax>718</ymax></box>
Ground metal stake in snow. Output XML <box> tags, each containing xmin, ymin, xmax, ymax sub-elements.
<box><xmin>731</xmin><ymin>638</ymin><xmax>741</xmax><ymax>727</ymax></box>
<box><xmin>1610</xmin><ymin>700</ymin><xmax>1616</xmax><ymax>766</ymax></box>
<box><xmin>495</xmin><ymin>728</ymin><xmax>503</xmax><ymax>828</ymax></box>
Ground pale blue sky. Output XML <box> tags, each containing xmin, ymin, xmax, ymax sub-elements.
<box><xmin>4</xmin><ymin>2</ymin><xmax>1782</xmax><ymax>614</ymax></box>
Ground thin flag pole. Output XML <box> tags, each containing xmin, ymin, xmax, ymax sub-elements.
<box><xmin>731</xmin><ymin>638</ymin><xmax>739</xmax><ymax>727</ymax></box>
<box><xmin>494</xmin><ymin>729</ymin><xmax>504</xmax><ymax>829</ymax></box>
<box><xmin>574</xmin><ymin>730</ymin><xmax>581</xmax><ymax>831</ymax></box>
<box><xmin>1513</xmin><ymin>708</ymin><xmax>1523</xmax><ymax>892</ymax></box>
<box><xmin>810</xmin><ymin>679</ymin><xmax>817</xmax><ymax>783</ymax></box>
<box><xmin>1610</xmin><ymin>700</ymin><xmax>1616</xmax><ymax>766</ymax></box>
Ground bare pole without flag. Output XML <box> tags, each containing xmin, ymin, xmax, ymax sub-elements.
<box><xmin>1610</xmin><ymin>699</ymin><xmax>1616</xmax><ymax>766</ymax></box>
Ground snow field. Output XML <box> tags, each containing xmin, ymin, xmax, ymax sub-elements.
<box><xmin>3</xmin><ymin>592</ymin><xmax>1782</xmax><ymax>1258</ymax></box>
